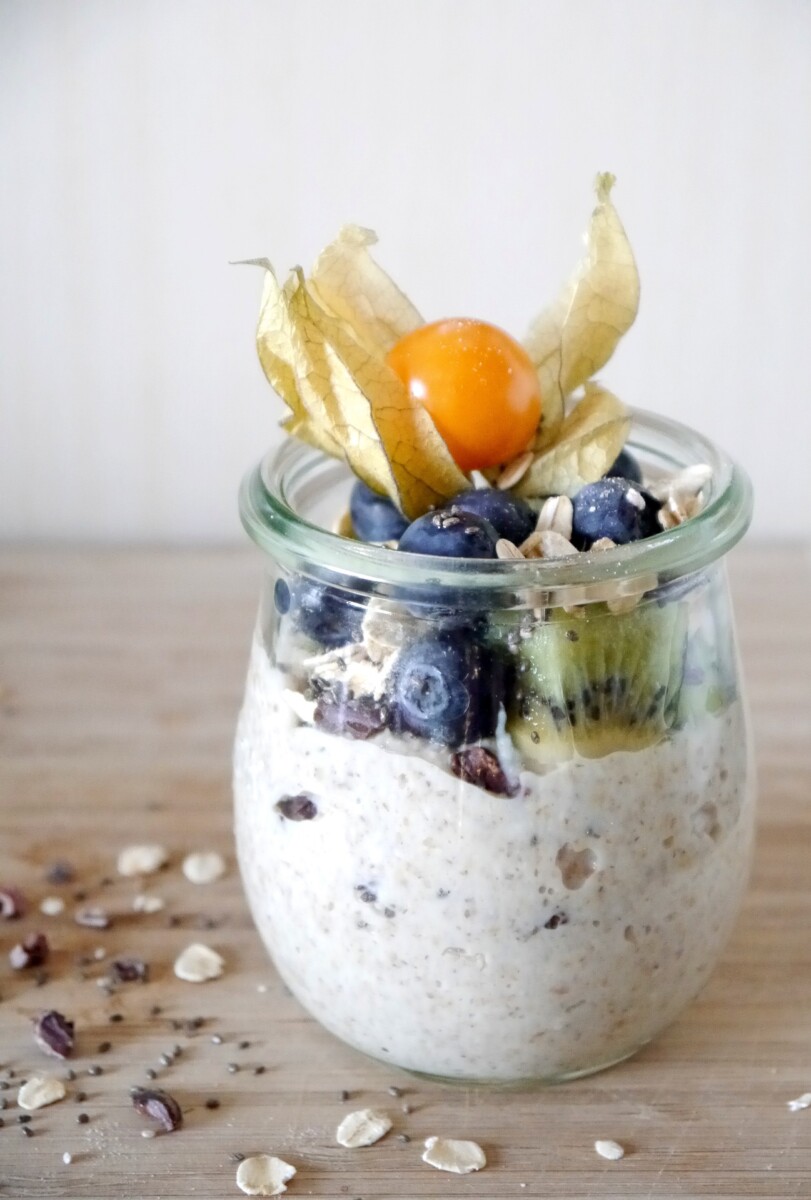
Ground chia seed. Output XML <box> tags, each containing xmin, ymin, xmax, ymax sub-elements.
<box><xmin>226</xmin><ymin>1063</ymin><xmax>239</xmax><ymax>1074</ymax></box>
<box><xmin>77</xmin><ymin>1113</ymin><xmax>89</xmax><ymax>1124</ymax></box>
<box><xmin>87</xmin><ymin>1065</ymin><xmax>102</xmax><ymax>1077</ymax></box>
<box><xmin>205</xmin><ymin>1098</ymin><xmax>220</xmax><ymax>1109</ymax></box>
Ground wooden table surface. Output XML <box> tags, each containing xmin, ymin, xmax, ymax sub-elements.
<box><xmin>1</xmin><ymin>545</ymin><xmax>809</xmax><ymax>1200</ymax></box>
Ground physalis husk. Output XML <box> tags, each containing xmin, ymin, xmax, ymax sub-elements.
<box><xmin>252</xmin><ymin>174</ymin><xmax>639</xmax><ymax>516</ymax></box>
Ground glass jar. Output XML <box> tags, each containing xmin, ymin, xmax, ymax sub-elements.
<box><xmin>233</xmin><ymin>410</ymin><xmax>754</xmax><ymax>1084</ymax></box>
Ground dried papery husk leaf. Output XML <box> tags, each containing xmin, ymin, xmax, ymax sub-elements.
<box><xmin>523</xmin><ymin>173</ymin><xmax>639</xmax><ymax>451</ymax></box>
<box><xmin>310</xmin><ymin>225</ymin><xmax>423</xmax><ymax>356</ymax></box>
<box><xmin>517</xmin><ymin>382</ymin><xmax>630</xmax><ymax>499</ymax></box>
<box><xmin>293</xmin><ymin>275</ymin><xmax>468</xmax><ymax>518</ymax></box>
<box><xmin>254</xmin><ymin>262</ymin><xmax>344</xmax><ymax>458</ymax></box>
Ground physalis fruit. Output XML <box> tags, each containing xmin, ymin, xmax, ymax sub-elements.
<box><xmin>386</xmin><ymin>318</ymin><xmax>542</xmax><ymax>472</ymax></box>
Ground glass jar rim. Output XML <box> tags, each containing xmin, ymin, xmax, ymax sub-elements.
<box><xmin>239</xmin><ymin>408</ymin><xmax>753</xmax><ymax>593</ymax></box>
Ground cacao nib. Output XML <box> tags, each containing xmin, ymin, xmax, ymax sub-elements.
<box><xmin>314</xmin><ymin>695</ymin><xmax>388</xmax><ymax>740</ymax></box>
<box><xmin>110</xmin><ymin>957</ymin><xmax>149</xmax><ymax>983</ymax></box>
<box><xmin>450</xmin><ymin>746</ymin><xmax>519</xmax><ymax>796</ymax></box>
<box><xmin>544</xmin><ymin>911</ymin><xmax>569</xmax><ymax>930</ymax></box>
<box><xmin>45</xmin><ymin>861</ymin><xmax>75</xmax><ymax>885</ymax></box>
<box><xmin>9</xmin><ymin>932</ymin><xmax>49</xmax><ymax>970</ymax></box>
<box><xmin>275</xmin><ymin>794</ymin><xmax>318</xmax><ymax>822</ymax></box>
<box><xmin>0</xmin><ymin>887</ymin><xmax>26</xmax><ymax>919</ymax></box>
<box><xmin>131</xmin><ymin>1086</ymin><xmax>183</xmax><ymax>1132</ymax></box>
<box><xmin>33</xmin><ymin>1010</ymin><xmax>75</xmax><ymax>1059</ymax></box>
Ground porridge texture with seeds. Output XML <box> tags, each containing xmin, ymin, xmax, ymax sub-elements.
<box><xmin>235</xmin><ymin>644</ymin><xmax>753</xmax><ymax>1080</ymax></box>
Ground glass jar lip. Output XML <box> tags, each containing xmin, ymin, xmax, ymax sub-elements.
<box><xmin>239</xmin><ymin>408</ymin><xmax>753</xmax><ymax>591</ymax></box>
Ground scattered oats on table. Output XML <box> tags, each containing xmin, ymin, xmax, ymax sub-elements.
<box><xmin>421</xmin><ymin>1135</ymin><xmax>486</xmax><ymax>1174</ymax></box>
<box><xmin>236</xmin><ymin>1154</ymin><xmax>297</xmax><ymax>1196</ymax></box>
<box><xmin>594</xmin><ymin>1138</ymin><xmax>625</xmax><ymax>1160</ymax></box>
<box><xmin>173</xmin><ymin>943</ymin><xmax>225</xmax><ymax>983</ymax></box>
<box><xmin>335</xmin><ymin>1108</ymin><xmax>392</xmax><ymax>1148</ymax></box>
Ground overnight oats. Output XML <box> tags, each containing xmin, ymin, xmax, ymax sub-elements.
<box><xmin>234</xmin><ymin>176</ymin><xmax>754</xmax><ymax>1083</ymax></box>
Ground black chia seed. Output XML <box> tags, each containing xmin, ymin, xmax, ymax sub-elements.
<box><xmin>87</xmin><ymin>1065</ymin><xmax>102</xmax><ymax>1077</ymax></box>
<box><xmin>77</xmin><ymin>1112</ymin><xmax>89</xmax><ymax>1124</ymax></box>
<box><xmin>205</xmin><ymin>1098</ymin><xmax>220</xmax><ymax>1110</ymax></box>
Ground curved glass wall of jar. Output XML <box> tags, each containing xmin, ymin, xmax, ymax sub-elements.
<box><xmin>234</xmin><ymin>411</ymin><xmax>755</xmax><ymax>1083</ymax></box>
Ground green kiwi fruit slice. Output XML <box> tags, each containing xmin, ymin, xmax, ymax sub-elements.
<box><xmin>509</xmin><ymin>599</ymin><xmax>689</xmax><ymax>765</ymax></box>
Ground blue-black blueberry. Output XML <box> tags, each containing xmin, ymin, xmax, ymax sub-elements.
<box><xmin>290</xmin><ymin>579</ymin><xmax>365</xmax><ymax>648</ymax></box>
<box><xmin>349</xmin><ymin>481</ymin><xmax>409</xmax><ymax>543</ymax></box>
<box><xmin>398</xmin><ymin>509</ymin><xmax>499</xmax><ymax>559</ymax></box>
<box><xmin>571</xmin><ymin>478</ymin><xmax>647</xmax><ymax>548</ymax></box>
<box><xmin>448</xmin><ymin>488</ymin><xmax>536</xmax><ymax>546</ymax></box>
<box><xmin>605</xmin><ymin>448</ymin><xmax>643</xmax><ymax>485</ymax></box>
<box><xmin>389</xmin><ymin>628</ymin><xmax>506</xmax><ymax>746</ymax></box>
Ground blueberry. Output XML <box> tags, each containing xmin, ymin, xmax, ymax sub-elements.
<box><xmin>390</xmin><ymin>629</ymin><xmax>505</xmax><ymax>746</ymax></box>
<box><xmin>398</xmin><ymin>510</ymin><xmax>498</xmax><ymax>559</ymax></box>
<box><xmin>448</xmin><ymin>488</ymin><xmax>535</xmax><ymax>545</ymax></box>
<box><xmin>605</xmin><ymin>448</ymin><xmax>643</xmax><ymax>485</ymax></box>
<box><xmin>572</xmin><ymin>478</ymin><xmax>647</xmax><ymax>548</ymax></box>
<box><xmin>274</xmin><ymin>578</ymin><xmax>291</xmax><ymax>615</ymax></box>
<box><xmin>349</xmin><ymin>481</ymin><xmax>409</xmax><ymax>543</ymax></box>
<box><xmin>637</xmin><ymin>488</ymin><xmax>664</xmax><ymax>540</ymax></box>
<box><xmin>291</xmin><ymin>580</ymin><xmax>364</xmax><ymax>648</ymax></box>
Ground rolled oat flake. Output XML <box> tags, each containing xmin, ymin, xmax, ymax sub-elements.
<box><xmin>594</xmin><ymin>1138</ymin><xmax>625</xmax><ymax>1160</ymax></box>
<box><xmin>117</xmin><ymin>844</ymin><xmax>168</xmax><ymax>877</ymax></box>
<box><xmin>173</xmin><ymin>943</ymin><xmax>225</xmax><ymax>983</ymax></box>
<box><xmin>18</xmin><ymin>1075</ymin><xmax>67</xmax><ymax>1111</ymax></box>
<box><xmin>236</xmin><ymin>1154</ymin><xmax>297</xmax><ymax>1196</ymax></box>
<box><xmin>182</xmin><ymin>851</ymin><xmax>226</xmax><ymax>885</ymax></box>
<box><xmin>335</xmin><ymin>1108</ymin><xmax>392</xmax><ymax>1148</ymax></box>
<box><xmin>421</xmin><ymin>1135</ymin><xmax>486</xmax><ymax>1174</ymax></box>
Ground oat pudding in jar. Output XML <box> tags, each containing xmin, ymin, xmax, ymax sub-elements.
<box><xmin>233</xmin><ymin>175</ymin><xmax>755</xmax><ymax>1083</ymax></box>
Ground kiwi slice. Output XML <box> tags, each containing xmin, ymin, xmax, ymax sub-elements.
<box><xmin>509</xmin><ymin>600</ymin><xmax>688</xmax><ymax>765</ymax></box>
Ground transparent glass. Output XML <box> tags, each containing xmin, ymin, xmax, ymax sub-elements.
<box><xmin>233</xmin><ymin>410</ymin><xmax>755</xmax><ymax>1084</ymax></box>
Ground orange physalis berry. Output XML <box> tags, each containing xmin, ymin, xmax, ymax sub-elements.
<box><xmin>386</xmin><ymin>318</ymin><xmax>542</xmax><ymax>472</ymax></box>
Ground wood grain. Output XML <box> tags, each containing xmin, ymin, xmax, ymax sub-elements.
<box><xmin>0</xmin><ymin>544</ymin><xmax>809</xmax><ymax>1199</ymax></box>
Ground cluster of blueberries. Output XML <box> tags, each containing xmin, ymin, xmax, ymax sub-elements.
<box><xmin>273</xmin><ymin>448</ymin><xmax>660</xmax><ymax>751</ymax></box>
<box><xmin>349</xmin><ymin>447</ymin><xmax>659</xmax><ymax>556</ymax></box>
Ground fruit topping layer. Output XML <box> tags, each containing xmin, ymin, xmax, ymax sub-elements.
<box><xmin>252</xmin><ymin>173</ymin><xmax>712</xmax><ymax>561</ymax></box>
<box><xmin>251</xmin><ymin>175</ymin><xmax>728</xmax><ymax>782</ymax></box>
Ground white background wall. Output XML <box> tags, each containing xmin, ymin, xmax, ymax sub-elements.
<box><xmin>1</xmin><ymin>0</ymin><xmax>809</xmax><ymax>542</ymax></box>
